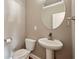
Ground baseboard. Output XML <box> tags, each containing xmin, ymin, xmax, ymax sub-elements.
<box><xmin>30</xmin><ymin>53</ymin><xmax>41</xmax><ymax>59</ymax></box>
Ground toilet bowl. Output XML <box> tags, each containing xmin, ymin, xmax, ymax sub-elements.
<box><xmin>13</xmin><ymin>38</ymin><xmax>36</xmax><ymax>59</ymax></box>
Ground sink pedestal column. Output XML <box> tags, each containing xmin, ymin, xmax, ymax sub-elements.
<box><xmin>46</xmin><ymin>49</ymin><xmax>54</xmax><ymax>59</ymax></box>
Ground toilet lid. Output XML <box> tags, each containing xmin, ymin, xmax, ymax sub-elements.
<box><xmin>14</xmin><ymin>49</ymin><xmax>31</xmax><ymax>58</ymax></box>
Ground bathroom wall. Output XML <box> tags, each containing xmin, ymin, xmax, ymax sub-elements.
<box><xmin>71</xmin><ymin>0</ymin><xmax>75</xmax><ymax>59</ymax></box>
<box><xmin>25</xmin><ymin>0</ymin><xmax>50</xmax><ymax>59</ymax></box>
<box><xmin>4</xmin><ymin>0</ymin><xmax>25</xmax><ymax>51</ymax></box>
<box><xmin>25</xmin><ymin>0</ymin><xmax>72</xmax><ymax>59</ymax></box>
<box><xmin>71</xmin><ymin>20</ymin><xmax>75</xmax><ymax>59</ymax></box>
<box><xmin>71</xmin><ymin>0</ymin><xmax>75</xmax><ymax>17</ymax></box>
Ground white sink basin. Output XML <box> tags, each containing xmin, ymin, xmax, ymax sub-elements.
<box><xmin>38</xmin><ymin>38</ymin><xmax>63</xmax><ymax>59</ymax></box>
<box><xmin>38</xmin><ymin>38</ymin><xmax>63</xmax><ymax>50</ymax></box>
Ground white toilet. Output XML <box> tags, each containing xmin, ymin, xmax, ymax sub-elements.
<box><xmin>13</xmin><ymin>38</ymin><xmax>36</xmax><ymax>59</ymax></box>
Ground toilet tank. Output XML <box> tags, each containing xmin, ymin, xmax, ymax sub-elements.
<box><xmin>25</xmin><ymin>38</ymin><xmax>36</xmax><ymax>51</ymax></box>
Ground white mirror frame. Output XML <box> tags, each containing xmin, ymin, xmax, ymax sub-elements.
<box><xmin>43</xmin><ymin>0</ymin><xmax>64</xmax><ymax>9</ymax></box>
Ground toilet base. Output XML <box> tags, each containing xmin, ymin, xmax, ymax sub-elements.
<box><xmin>13</xmin><ymin>54</ymin><xmax>30</xmax><ymax>59</ymax></box>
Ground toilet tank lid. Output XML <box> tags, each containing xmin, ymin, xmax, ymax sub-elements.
<box><xmin>25</xmin><ymin>38</ymin><xmax>36</xmax><ymax>42</ymax></box>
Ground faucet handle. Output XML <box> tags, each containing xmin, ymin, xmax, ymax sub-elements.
<box><xmin>48</xmin><ymin>33</ymin><xmax>52</xmax><ymax>37</ymax></box>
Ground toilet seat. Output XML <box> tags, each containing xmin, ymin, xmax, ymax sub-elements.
<box><xmin>13</xmin><ymin>49</ymin><xmax>31</xmax><ymax>59</ymax></box>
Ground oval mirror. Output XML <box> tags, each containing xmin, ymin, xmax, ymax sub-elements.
<box><xmin>41</xmin><ymin>0</ymin><xmax>65</xmax><ymax>29</ymax></box>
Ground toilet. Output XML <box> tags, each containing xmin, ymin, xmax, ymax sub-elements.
<box><xmin>13</xmin><ymin>38</ymin><xmax>36</xmax><ymax>59</ymax></box>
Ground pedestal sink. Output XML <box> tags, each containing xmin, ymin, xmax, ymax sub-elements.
<box><xmin>38</xmin><ymin>38</ymin><xmax>63</xmax><ymax>59</ymax></box>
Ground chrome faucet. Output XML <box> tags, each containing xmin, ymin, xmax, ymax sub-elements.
<box><xmin>48</xmin><ymin>33</ymin><xmax>53</xmax><ymax>40</ymax></box>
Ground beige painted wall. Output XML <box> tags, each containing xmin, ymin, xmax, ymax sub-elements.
<box><xmin>25</xmin><ymin>0</ymin><xmax>72</xmax><ymax>59</ymax></box>
<box><xmin>71</xmin><ymin>0</ymin><xmax>75</xmax><ymax>17</ymax></box>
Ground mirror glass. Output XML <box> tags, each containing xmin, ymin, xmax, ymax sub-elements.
<box><xmin>41</xmin><ymin>0</ymin><xmax>65</xmax><ymax>29</ymax></box>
